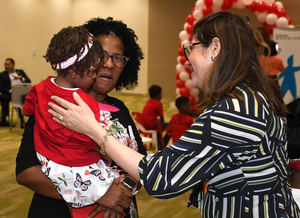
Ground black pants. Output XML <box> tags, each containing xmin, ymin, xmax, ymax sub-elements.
<box><xmin>0</xmin><ymin>93</ymin><xmax>24</xmax><ymax>123</ymax></box>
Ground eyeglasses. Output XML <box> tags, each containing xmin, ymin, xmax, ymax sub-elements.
<box><xmin>103</xmin><ymin>51</ymin><xmax>129</xmax><ymax>68</ymax></box>
<box><xmin>182</xmin><ymin>42</ymin><xmax>204</xmax><ymax>61</ymax></box>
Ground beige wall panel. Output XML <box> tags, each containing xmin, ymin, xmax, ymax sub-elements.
<box><xmin>148</xmin><ymin>0</ymin><xmax>196</xmax><ymax>100</ymax></box>
<box><xmin>0</xmin><ymin>0</ymin><xmax>72</xmax><ymax>85</ymax></box>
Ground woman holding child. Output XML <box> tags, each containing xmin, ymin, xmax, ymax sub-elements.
<box><xmin>16</xmin><ymin>17</ymin><xmax>145</xmax><ymax>218</ymax></box>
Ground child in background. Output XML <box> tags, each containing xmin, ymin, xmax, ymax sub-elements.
<box><xmin>286</xmin><ymin>98</ymin><xmax>300</xmax><ymax>208</ymax></box>
<box><xmin>170</xmin><ymin>96</ymin><xmax>193</xmax><ymax>129</ymax></box>
<box><xmin>164</xmin><ymin>96</ymin><xmax>194</xmax><ymax>145</ymax></box>
<box><xmin>23</xmin><ymin>26</ymin><xmax>118</xmax><ymax>216</ymax></box>
<box><xmin>142</xmin><ymin>85</ymin><xmax>168</xmax><ymax>149</ymax></box>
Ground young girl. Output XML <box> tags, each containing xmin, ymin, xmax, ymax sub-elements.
<box><xmin>23</xmin><ymin>26</ymin><xmax>121</xmax><ymax>216</ymax></box>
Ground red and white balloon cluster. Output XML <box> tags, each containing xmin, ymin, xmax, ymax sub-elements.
<box><xmin>175</xmin><ymin>0</ymin><xmax>292</xmax><ymax>111</ymax></box>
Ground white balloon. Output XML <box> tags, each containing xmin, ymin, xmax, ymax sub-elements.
<box><xmin>183</xmin><ymin>22</ymin><xmax>189</xmax><ymax>30</ymax></box>
<box><xmin>195</xmin><ymin>0</ymin><xmax>204</xmax><ymax>9</ymax></box>
<box><xmin>185</xmin><ymin>79</ymin><xmax>193</xmax><ymax>89</ymax></box>
<box><xmin>213</xmin><ymin>0</ymin><xmax>223</xmax><ymax>8</ymax></box>
<box><xmin>264</xmin><ymin>0</ymin><xmax>275</xmax><ymax>4</ymax></box>
<box><xmin>175</xmin><ymin>88</ymin><xmax>180</xmax><ymax>96</ymax></box>
<box><xmin>191</xmin><ymin>88</ymin><xmax>200</xmax><ymax>96</ymax></box>
<box><xmin>256</xmin><ymin>12</ymin><xmax>268</xmax><ymax>23</ymax></box>
<box><xmin>288</xmin><ymin>25</ymin><xmax>295</xmax><ymax>29</ymax></box>
<box><xmin>193</xmin><ymin>9</ymin><xmax>203</xmax><ymax>21</ymax></box>
<box><xmin>275</xmin><ymin>1</ymin><xmax>283</xmax><ymax>9</ymax></box>
<box><xmin>213</xmin><ymin>7</ymin><xmax>222</xmax><ymax>13</ymax></box>
<box><xmin>276</xmin><ymin>17</ymin><xmax>288</xmax><ymax>28</ymax></box>
<box><xmin>266</xmin><ymin>13</ymin><xmax>278</xmax><ymax>25</ymax></box>
<box><xmin>179</xmin><ymin>30</ymin><xmax>190</xmax><ymax>41</ymax></box>
<box><xmin>242</xmin><ymin>0</ymin><xmax>253</xmax><ymax>5</ymax></box>
<box><xmin>179</xmin><ymin>71</ymin><xmax>190</xmax><ymax>81</ymax></box>
<box><xmin>176</xmin><ymin>63</ymin><xmax>185</xmax><ymax>72</ymax></box>
<box><xmin>233</xmin><ymin>0</ymin><xmax>245</xmax><ymax>9</ymax></box>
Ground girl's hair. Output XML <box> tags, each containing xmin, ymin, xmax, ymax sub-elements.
<box><xmin>193</xmin><ymin>11</ymin><xmax>287</xmax><ymax>116</ymax></box>
<box><xmin>83</xmin><ymin>17</ymin><xmax>144</xmax><ymax>90</ymax></box>
<box><xmin>44</xmin><ymin>26</ymin><xmax>103</xmax><ymax>77</ymax></box>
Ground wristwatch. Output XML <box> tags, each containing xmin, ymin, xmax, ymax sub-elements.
<box><xmin>121</xmin><ymin>177</ymin><xmax>138</xmax><ymax>195</ymax></box>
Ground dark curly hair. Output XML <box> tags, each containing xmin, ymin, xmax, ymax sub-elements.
<box><xmin>44</xmin><ymin>26</ymin><xmax>103</xmax><ymax>78</ymax></box>
<box><xmin>83</xmin><ymin>17</ymin><xmax>144</xmax><ymax>90</ymax></box>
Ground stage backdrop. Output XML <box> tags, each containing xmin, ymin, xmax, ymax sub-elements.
<box><xmin>274</xmin><ymin>27</ymin><xmax>300</xmax><ymax>105</ymax></box>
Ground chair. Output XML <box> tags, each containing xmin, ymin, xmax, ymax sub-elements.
<box><xmin>165</xmin><ymin>124</ymin><xmax>188</xmax><ymax>143</ymax></box>
<box><xmin>131</xmin><ymin>111</ymin><xmax>160</xmax><ymax>153</ymax></box>
<box><xmin>9</xmin><ymin>83</ymin><xmax>32</xmax><ymax>134</ymax></box>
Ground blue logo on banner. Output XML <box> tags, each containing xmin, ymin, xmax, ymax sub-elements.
<box><xmin>279</xmin><ymin>55</ymin><xmax>300</xmax><ymax>99</ymax></box>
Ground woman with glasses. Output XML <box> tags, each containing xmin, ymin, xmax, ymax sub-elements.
<box><xmin>48</xmin><ymin>12</ymin><xmax>299</xmax><ymax>217</ymax></box>
<box><xmin>16</xmin><ymin>18</ymin><xmax>145</xmax><ymax>218</ymax></box>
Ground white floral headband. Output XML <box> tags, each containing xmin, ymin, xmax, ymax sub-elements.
<box><xmin>54</xmin><ymin>35</ymin><xmax>94</xmax><ymax>70</ymax></box>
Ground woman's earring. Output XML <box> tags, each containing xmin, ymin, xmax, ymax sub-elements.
<box><xmin>211</xmin><ymin>55</ymin><xmax>215</xmax><ymax>62</ymax></box>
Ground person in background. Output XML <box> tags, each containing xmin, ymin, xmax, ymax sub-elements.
<box><xmin>259</xmin><ymin>40</ymin><xmax>285</xmax><ymax>77</ymax></box>
<box><xmin>170</xmin><ymin>96</ymin><xmax>193</xmax><ymax>129</ymax></box>
<box><xmin>48</xmin><ymin>12</ymin><xmax>300</xmax><ymax>217</ymax></box>
<box><xmin>164</xmin><ymin>96</ymin><xmax>194</xmax><ymax>145</ymax></box>
<box><xmin>286</xmin><ymin>98</ymin><xmax>300</xmax><ymax>208</ymax></box>
<box><xmin>0</xmin><ymin>58</ymin><xmax>31</xmax><ymax>127</ymax></box>
<box><xmin>16</xmin><ymin>17</ymin><xmax>145</xmax><ymax>218</ymax></box>
<box><xmin>142</xmin><ymin>85</ymin><xmax>168</xmax><ymax>149</ymax></box>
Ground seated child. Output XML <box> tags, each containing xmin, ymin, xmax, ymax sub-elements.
<box><xmin>23</xmin><ymin>26</ymin><xmax>137</xmax><ymax>217</ymax></box>
<box><xmin>169</xmin><ymin>96</ymin><xmax>193</xmax><ymax>129</ymax></box>
<box><xmin>164</xmin><ymin>96</ymin><xmax>194</xmax><ymax>145</ymax></box>
<box><xmin>142</xmin><ymin>85</ymin><xmax>168</xmax><ymax>149</ymax></box>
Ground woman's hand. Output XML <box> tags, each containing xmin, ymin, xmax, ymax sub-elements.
<box><xmin>96</xmin><ymin>175</ymin><xmax>132</xmax><ymax>213</ymax></box>
<box><xmin>48</xmin><ymin>92</ymin><xmax>99</xmax><ymax>136</ymax></box>
<box><xmin>88</xmin><ymin>206</ymin><xmax>123</xmax><ymax>218</ymax></box>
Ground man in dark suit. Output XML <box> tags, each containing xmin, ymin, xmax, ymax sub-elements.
<box><xmin>0</xmin><ymin>58</ymin><xmax>31</xmax><ymax>127</ymax></box>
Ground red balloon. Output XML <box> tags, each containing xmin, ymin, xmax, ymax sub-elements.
<box><xmin>186</xmin><ymin>24</ymin><xmax>193</xmax><ymax>35</ymax></box>
<box><xmin>185</xmin><ymin>66</ymin><xmax>191</xmax><ymax>74</ymax></box>
<box><xmin>246</xmin><ymin>2</ymin><xmax>258</xmax><ymax>12</ymax></box>
<box><xmin>222</xmin><ymin>0</ymin><xmax>233</xmax><ymax>10</ymax></box>
<box><xmin>257</xmin><ymin>1</ymin><xmax>267</xmax><ymax>12</ymax></box>
<box><xmin>266</xmin><ymin>3</ymin><xmax>277</xmax><ymax>14</ymax></box>
<box><xmin>180</xmin><ymin>56</ymin><xmax>186</xmax><ymax>65</ymax></box>
<box><xmin>276</xmin><ymin>8</ymin><xmax>287</xmax><ymax>17</ymax></box>
<box><xmin>189</xmin><ymin>35</ymin><xmax>193</xmax><ymax>42</ymax></box>
<box><xmin>229</xmin><ymin>0</ymin><xmax>238</xmax><ymax>4</ymax></box>
<box><xmin>176</xmin><ymin>72</ymin><xmax>180</xmax><ymax>80</ymax></box>
<box><xmin>287</xmin><ymin>16</ymin><xmax>292</xmax><ymax>25</ymax></box>
<box><xmin>186</xmin><ymin>14</ymin><xmax>195</xmax><ymax>26</ymax></box>
<box><xmin>178</xmin><ymin>47</ymin><xmax>184</xmax><ymax>57</ymax></box>
<box><xmin>264</xmin><ymin>23</ymin><xmax>275</xmax><ymax>35</ymax></box>
<box><xmin>204</xmin><ymin>0</ymin><xmax>213</xmax><ymax>8</ymax></box>
<box><xmin>180</xmin><ymin>87</ymin><xmax>190</xmax><ymax>96</ymax></box>
<box><xmin>176</xmin><ymin>79</ymin><xmax>185</xmax><ymax>88</ymax></box>
<box><xmin>202</xmin><ymin>7</ymin><xmax>213</xmax><ymax>17</ymax></box>
<box><xmin>189</xmin><ymin>95</ymin><xmax>195</xmax><ymax>105</ymax></box>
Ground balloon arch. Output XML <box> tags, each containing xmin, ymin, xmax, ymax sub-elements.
<box><xmin>175</xmin><ymin>0</ymin><xmax>293</xmax><ymax>112</ymax></box>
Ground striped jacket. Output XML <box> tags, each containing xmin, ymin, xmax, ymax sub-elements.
<box><xmin>139</xmin><ymin>85</ymin><xmax>300</xmax><ymax>217</ymax></box>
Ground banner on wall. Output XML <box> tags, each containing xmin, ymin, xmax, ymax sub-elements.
<box><xmin>274</xmin><ymin>27</ymin><xmax>300</xmax><ymax>105</ymax></box>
